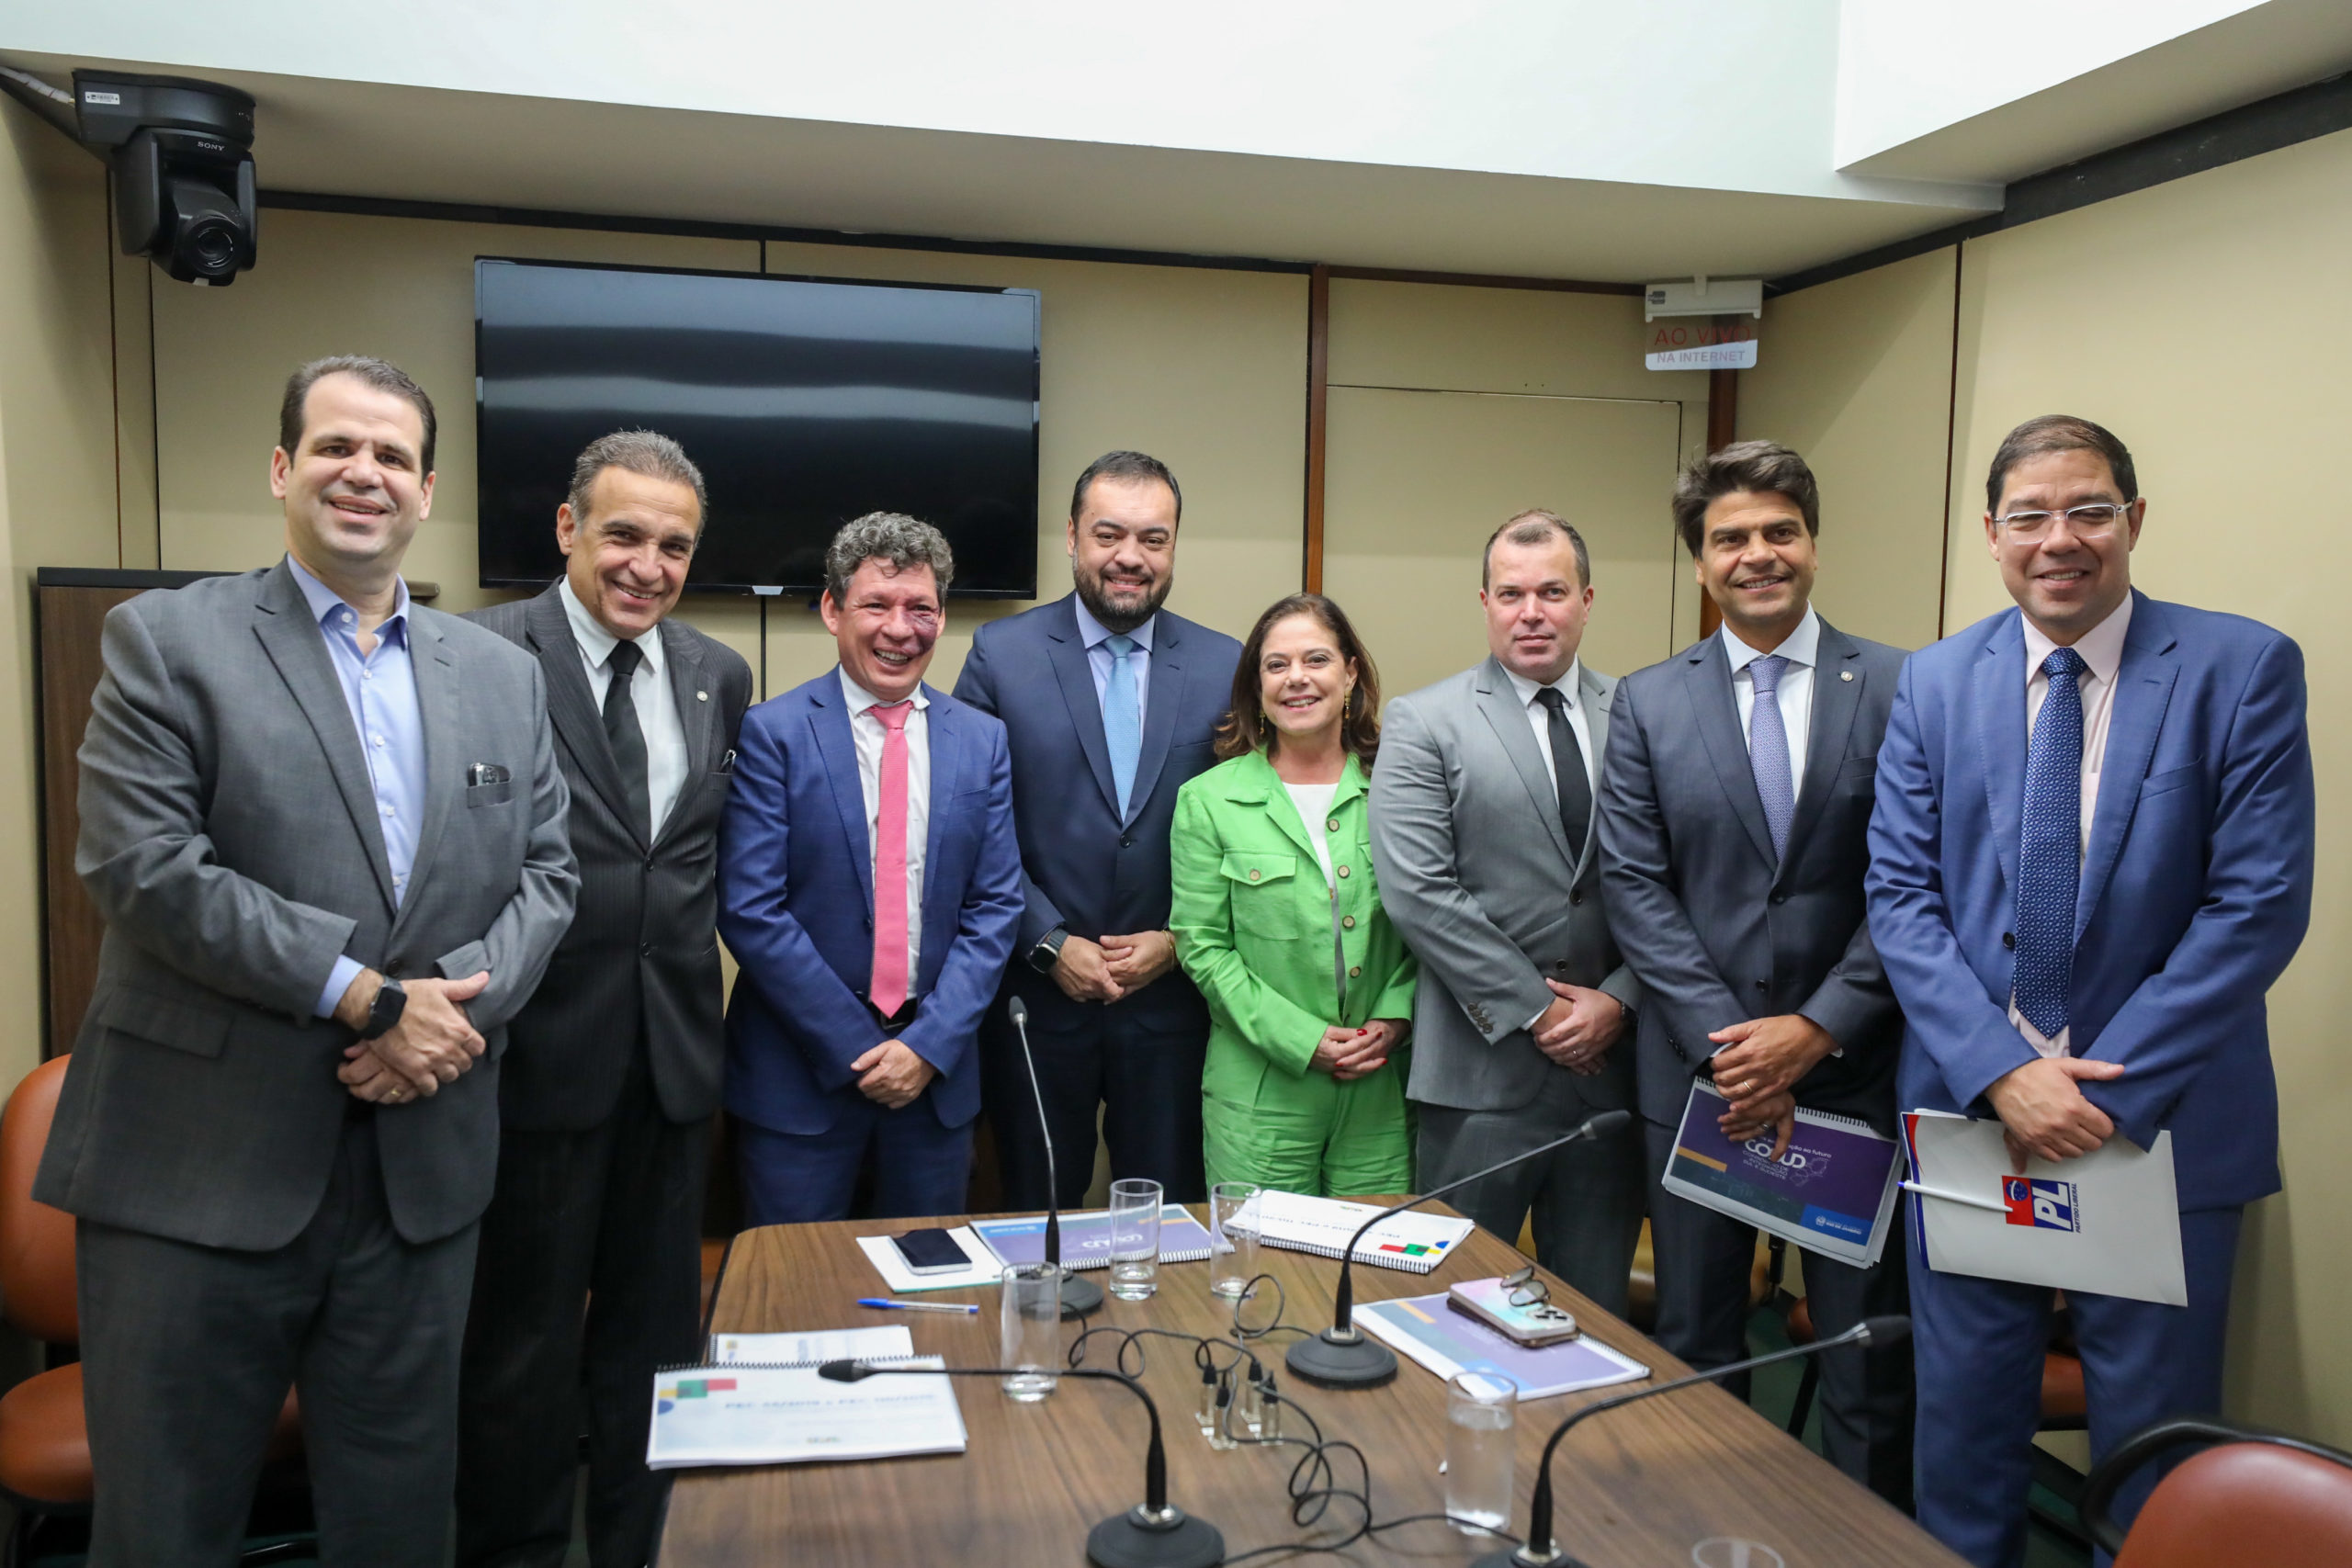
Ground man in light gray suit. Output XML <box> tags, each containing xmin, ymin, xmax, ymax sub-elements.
<box><xmin>38</xmin><ymin>355</ymin><xmax>576</xmax><ymax>1566</ymax></box>
<box><xmin>1369</xmin><ymin>510</ymin><xmax>1644</xmax><ymax>1314</ymax></box>
<box><xmin>1597</xmin><ymin>441</ymin><xmax>1911</xmax><ymax>1504</ymax></box>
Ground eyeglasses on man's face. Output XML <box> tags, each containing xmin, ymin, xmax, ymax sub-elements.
<box><xmin>1993</xmin><ymin>502</ymin><xmax>2131</xmax><ymax>543</ymax></box>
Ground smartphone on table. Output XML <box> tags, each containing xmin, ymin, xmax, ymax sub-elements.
<box><xmin>889</xmin><ymin>1227</ymin><xmax>972</xmax><ymax>1275</ymax></box>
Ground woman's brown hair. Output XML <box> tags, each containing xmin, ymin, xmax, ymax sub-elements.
<box><xmin>1211</xmin><ymin>593</ymin><xmax>1384</xmax><ymax>766</ymax></box>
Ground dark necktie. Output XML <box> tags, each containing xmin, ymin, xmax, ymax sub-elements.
<box><xmin>2014</xmin><ymin>646</ymin><xmax>2088</xmax><ymax>1040</ymax></box>
<box><xmin>1535</xmin><ymin>686</ymin><xmax>1592</xmax><ymax>858</ymax></box>
<box><xmin>603</xmin><ymin>638</ymin><xmax>651</xmax><ymax>840</ymax></box>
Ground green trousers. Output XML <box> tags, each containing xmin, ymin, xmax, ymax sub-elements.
<box><xmin>1201</xmin><ymin>1061</ymin><xmax>1414</xmax><ymax>1197</ymax></box>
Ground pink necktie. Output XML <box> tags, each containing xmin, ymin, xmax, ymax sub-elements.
<box><xmin>868</xmin><ymin>701</ymin><xmax>913</xmax><ymax>1021</ymax></box>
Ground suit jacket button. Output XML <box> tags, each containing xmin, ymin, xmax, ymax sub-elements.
<box><xmin>1120</xmin><ymin>835</ymin><xmax>1134</xmax><ymax>849</ymax></box>
<box><xmin>1755</xmin><ymin>980</ymin><xmax>1770</xmax><ymax>993</ymax></box>
<box><xmin>1349</xmin><ymin>965</ymin><xmax>1362</xmax><ymax>978</ymax></box>
<box><xmin>1337</xmin><ymin>864</ymin><xmax>1351</xmax><ymax>878</ymax></box>
<box><xmin>2003</xmin><ymin>931</ymin><xmax>2017</xmax><ymax>950</ymax></box>
<box><xmin>384</xmin><ymin>960</ymin><xmax>407</xmax><ymax>978</ymax></box>
<box><xmin>1770</xmin><ymin>892</ymin><xmax>1787</xmax><ymax>905</ymax></box>
<box><xmin>1555</xmin><ymin>960</ymin><xmax>1569</xmax><ymax>975</ymax></box>
<box><xmin>1341</xmin><ymin>915</ymin><xmax>1356</xmax><ymax>930</ymax></box>
<box><xmin>1327</xmin><ymin>817</ymin><xmax>1340</xmax><ymax>832</ymax></box>
<box><xmin>1570</xmin><ymin>890</ymin><xmax>1584</xmax><ymax>906</ymax></box>
<box><xmin>641</xmin><ymin>942</ymin><xmax>656</xmax><ymax>957</ymax></box>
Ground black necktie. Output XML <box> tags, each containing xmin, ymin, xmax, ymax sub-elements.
<box><xmin>1535</xmin><ymin>686</ymin><xmax>1591</xmax><ymax>858</ymax></box>
<box><xmin>603</xmin><ymin>639</ymin><xmax>651</xmax><ymax>840</ymax></box>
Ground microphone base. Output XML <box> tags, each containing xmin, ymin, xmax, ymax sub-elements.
<box><xmin>1085</xmin><ymin>1505</ymin><xmax>1224</xmax><ymax>1568</ymax></box>
<box><xmin>1471</xmin><ymin>1547</ymin><xmax>1593</xmax><ymax>1568</ymax></box>
<box><xmin>1059</xmin><ymin>1270</ymin><xmax>1105</xmax><ymax>1320</ymax></box>
<box><xmin>1283</xmin><ymin>1328</ymin><xmax>1398</xmax><ymax>1387</ymax></box>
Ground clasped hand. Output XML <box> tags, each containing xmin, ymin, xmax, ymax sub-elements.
<box><xmin>1052</xmin><ymin>931</ymin><xmax>1177</xmax><ymax>1004</ymax></box>
<box><xmin>1311</xmin><ymin>1019</ymin><xmax>1407</xmax><ymax>1081</ymax></box>
<box><xmin>339</xmin><ymin>971</ymin><xmax>490</xmax><ymax>1103</ymax></box>
<box><xmin>1532</xmin><ymin>982</ymin><xmax>1626</xmax><ymax>1075</ymax></box>
<box><xmin>851</xmin><ymin>1040</ymin><xmax>936</xmax><ymax>1109</ymax></box>
<box><xmin>1709</xmin><ymin>1015</ymin><xmax>1838</xmax><ymax>1162</ymax></box>
<box><xmin>1985</xmin><ymin>1055</ymin><xmax>2127</xmax><ymax>1171</ymax></box>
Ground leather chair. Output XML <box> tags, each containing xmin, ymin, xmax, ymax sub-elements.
<box><xmin>2082</xmin><ymin>1416</ymin><xmax>2352</xmax><ymax>1567</ymax></box>
<box><xmin>0</xmin><ymin>1056</ymin><xmax>303</xmax><ymax>1558</ymax></box>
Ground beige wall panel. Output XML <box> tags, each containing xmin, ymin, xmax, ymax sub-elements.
<box><xmin>761</xmin><ymin>241</ymin><xmax>1307</xmax><ymax>697</ymax></box>
<box><xmin>149</xmin><ymin>210</ymin><xmax>761</xmax><ymax>670</ymax></box>
<box><xmin>1322</xmin><ymin>388</ymin><xmax>1684</xmax><ymax>700</ymax></box>
<box><xmin>1943</xmin><ymin>125</ymin><xmax>2352</xmax><ymax>1443</ymax></box>
<box><xmin>0</xmin><ymin>100</ymin><xmax>121</xmax><ymax>1091</ymax></box>
<box><xmin>1736</xmin><ymin>246</ymin><xmax>1955</xmax><ymax>650</ymax></box>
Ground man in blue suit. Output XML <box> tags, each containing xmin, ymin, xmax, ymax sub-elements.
<box><xmin>719</xmin><ymin>513</ymin><xmax>1023</xmax><ymax>1223</ymax></box>
<box><xmin>954</xmin><ymin>452</ymin><xmax>1242</xmax><ymax>1206</ymax></box>
<box><xmin>1867</xmin><ymin>415</ymin><xmax>2313</xmax><ymax>1567</ymax></box>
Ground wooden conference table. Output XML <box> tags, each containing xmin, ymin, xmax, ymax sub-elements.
<box><xmin>660</xmin><ymin>1204</ymin><xmax>1963</xmax><ymax>1567</ymax></box>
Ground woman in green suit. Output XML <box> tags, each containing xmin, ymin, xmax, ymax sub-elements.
<box><xmin>1170</xmin><ymin>593</ymin><xmax>1417</xmax><ymax>1196</ymax></box>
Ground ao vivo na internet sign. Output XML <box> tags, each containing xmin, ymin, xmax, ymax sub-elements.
<box><xmin>1647</xmin><ymin>317</ymin><xmax>1758</xmax><ymax>371</ymax></box>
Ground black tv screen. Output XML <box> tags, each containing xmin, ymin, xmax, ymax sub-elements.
<box><xmin>474</xmin><ymin>258</ymin><xmax>1040</xmax><ymax>595</ymax></box>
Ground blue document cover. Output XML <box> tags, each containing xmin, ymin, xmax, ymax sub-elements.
<box><xmin>968</xmin><ymin>1204</ymin><xmax>1216</xmax><ymax>1270</ymax></box>
<box><xmin>1661</xmin><ymin>1082</ymin><xmax>1902</xmax><ymax>1267</ymax></box>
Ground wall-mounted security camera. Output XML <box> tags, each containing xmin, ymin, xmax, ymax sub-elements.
<box><xmin>74</xmin><ymin>72</ymin><xmax>256</xmax><ymax>287</ymax></box>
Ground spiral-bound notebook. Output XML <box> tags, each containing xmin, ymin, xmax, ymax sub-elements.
<box><xmin>647</xmin><ymin>1334</ymin><xmax>965</xmax><ymax>1469</ymax></box>
<box><xmin>1252</xmin><ymin>1191</ymin><xmax>1476</xmax><ymax>1274</ymax></box>
<box><xmin>968</xmin><ymin>1204</ymin><xmax>1216</xmax><ymax>1270</ymax></box>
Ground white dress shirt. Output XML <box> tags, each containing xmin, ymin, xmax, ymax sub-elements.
<box><xmin>2010</xmin><ymin>594</ymin><xmax>2135</xmax><ymax>1057</ymax></box>
<box><xmin>1073</xmin><ymin>596</ymin><xmax>1153</xmax><ymax>727</ymax></box>
<box><xmin>1500</xmin><ymin>660</ymin><xmax>1598</xmax><ymax>800</ymax></box>
<box><xmin>1723</xmin><ymin>606</ymin><xmax>1820</xmax><ymax>795</ymax></box>
<box><xmin>560</xmin><ymin>577</ymin><xmax>689</xmax><ymax>837</ymax></box>
<box><xmin>840</xmin><ymin>668</ymin><xmax>932</xmax><ymax>983</ymax></box>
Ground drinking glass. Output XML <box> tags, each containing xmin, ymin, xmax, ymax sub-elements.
<box><xmin>1209</xmin><ymin>1181</ymin><xmax>1261</xmax><ymax>1300</ymax></box>
<box><xmin>1444</xmin><ymin>1371</ymin><xmax>1518</xmax><ymax>1533</ymax></box>
<box><xmin>1106</xmin><ymin>1179</ymin><xmax>1162</xmax><ymax>1301</ymax></box>
<box><xmin>1000</xmin><ymin>1262</ymin><xmax>1064</xmax><ymax>1401</ymax></box>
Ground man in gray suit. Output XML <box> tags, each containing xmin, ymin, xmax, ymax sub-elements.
<box><xmin>1596</xmin><ymin>441</ymin><xmax>1911</xmax><ymax>1504</ymax></box>
<box><xmin>458</xmin><ymin>432</ymin><xmax>752</xmax><ymax>1568</ymax></box>
<box><xmin>38</xmin><ymin>356</ymin><xmax>576</xmax><ymax>1566</ymax></box>
<box><xmin>1369</xmin><ymin>510</ymin><xmax>1645</xmax><ymax>1314</ymax></box>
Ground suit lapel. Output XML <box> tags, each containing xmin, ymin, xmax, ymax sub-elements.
<box><xmin>920</xmin><ymin>688</ymin><xmax>958</xmax><ymax>936</ymax></box>
<box><xmin>811</xmin><ymin>678</ymin><xmax>876</xmax><ymax>918</ymax></box>
<box><xmin>1230</xmin><ymin>749</ymin><xmax>1318</xmax><ymax>860</ymax></box>
<box><xmin>250</xmin><ymin>563</ymin><xmax>398</xmax><ymax>911</ymax></box>
<box><xmin>392</xmin><ymin>615</ymin><xmax>459</xmax><ymax>939</ymax></box>
<box><xmin>1122</xmin><ymin>611</ymin><xmax>1184</xmax><ymax>827</ymax></box>
<box><xmin>1973</xmin><ymin>613</ymin><xmax>2029</xmax><ymax>895</ymax></box>
<box><xmin>652</xmin><ymin>621</ymin><xmax>715</xmax><ymax>852</ymax></box>
<box><xmin>1573</xmin><ymin>662</ymin><xmax>1612</xmax><ymax>873</ymax></box>
<box><xmin>528</xmin><ymin>588</ymin><xmax>643</xmax><ymax>848</ymax></box>
<box><xmin>1473</xmin><ymin>658</ymin><xmax>1572</xmax><ymax>866</ymax></box>
<box><xmin>1778</xmin><ymin>621</ymin><xmax>1864</xmax><ymax>877</ymax></box>
<box><xmin>1683</xmin><ymin>635</ymin><xmax>1777</xmax><ymax>870</ymax></box>
<box><xmin>2077</xmin><ymin>596</ymin><xmax>2177</xmax><ymax>941</ymax></box>
<box><xmin>1045</xmin><ymin>598</ymin><xmax>1123</xmax><ymax>818</ymax></box>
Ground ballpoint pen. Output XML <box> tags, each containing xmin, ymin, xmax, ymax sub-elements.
<box><xmin>1900</xmin><ymin>1179</ymin><xmax>2010</xmax><ymax>1214</ymax></box>
<box><xmin>857</xmin><ymin>1297</ymin><xmax>980</xmax><ymax>1314</ymax></box>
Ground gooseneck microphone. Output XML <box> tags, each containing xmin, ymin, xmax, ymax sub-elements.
<box><xmin>1009</xmin><ymin>995</ymin><xmax>1103</xmax><ymax>1319</ymax></box>
<box><xmin>1286</xmin><ymin>1108</ymin><xmax>1634</xmax><ymax>1389</ymax></box>
<box><xmin>820</xmin><ymin>1358</ymin><xmax>1221</xmax><ymax>1568</ymax></box>
<box><xmin>1470</xmin><ymin>1314</ymin><xmax>1913</xmax><ymax>1568</ymax></box>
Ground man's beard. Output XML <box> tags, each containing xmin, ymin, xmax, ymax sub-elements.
<box><xmin>1075</xmin><ymin>565</ymin><xmax>1170</xmax><ymax>634</ymax></box>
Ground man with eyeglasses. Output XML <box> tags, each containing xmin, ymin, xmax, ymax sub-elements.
<box><xmin>718</xmin><ymin>513</ymin><xmax>1022</xmax><ymax>1223</ymax></box>
<box><xmin>1867</xmin><ymin>415</ymin><xmax>2313</xmax><ymax>1567</ymax></box>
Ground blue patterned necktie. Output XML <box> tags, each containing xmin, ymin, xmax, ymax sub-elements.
<box><xmin>1103</xmin><ymin>634</ymin><xmax>1141</xmax><ymax>818</ymax></box>
<box><xmin>2014</xmin><ymin>646</ymin><xmax>2089</xmax><ymax>1039</ymax></box>
<box><xmin>1747</xmin><ymin>654</ymin><xmax>1795</xmax><ymax>861</ymax></box>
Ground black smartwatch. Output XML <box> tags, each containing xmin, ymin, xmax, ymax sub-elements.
<box><xmin>1027</xmin><ymin>926</ymin><xmax>1069</xmax><ymax>976</ymax></box>
<box><xmin>358</xmin><ymin>976</ymin><xmax>407</xmax><ymax>1041</ymax></box>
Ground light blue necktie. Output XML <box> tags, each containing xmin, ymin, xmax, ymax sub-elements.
<box><xmin>1747</xmin><ymin>654</ymin><xmax>1795</xmax><ymax>861</ymax></box>
<box><xmin>1103</xmin><ymin>634</ymin><xmax>1141</xmax><ymax>817</ymax></box>
<box><xmin>2014</xmin><ymin>646</ymin><xmax>2088</xmax><ymax>1039</ymax></box>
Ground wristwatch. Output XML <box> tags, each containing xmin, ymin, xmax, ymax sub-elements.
<box><xmin>358</xmin><ymin>976</ymin><xmax>407</xmax><ymax>1041</ymax></box>
<box><xmin>1027</xmin><ymin>926</ymin><xmax>1069</xmax><ymax>976</ymax></box>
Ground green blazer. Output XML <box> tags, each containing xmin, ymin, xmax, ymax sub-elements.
<box><xmin>1170</xmin><ymin>749</ymin><xmax>1418</xmax><ymax>1101</ymax></box>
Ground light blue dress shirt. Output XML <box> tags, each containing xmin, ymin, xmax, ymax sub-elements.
<box><xmin>287</xmin><ymin>557</ymin><xmax>427</xmax><ymax>1018</ymax></box>
<box><xmin>1072</xmin><ymin>597</ymin><xmax>1153</xmax><ymax>726</ymax></box>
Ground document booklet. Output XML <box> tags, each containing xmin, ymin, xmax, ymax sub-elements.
<box><xmin>969</xmin><ymin>1204</ymin><xmax>1216</xmax><ymax>1270</ymax></box>
<box><xmin>1903</xmin><ymin>1110</ymin><xmax>2186</xmax><ymax>1306</ymax></box>
<box><xmin>646</xmin><ymin>1355</ymin><xmax>966</xmax><ymax>1470</ymax></box>
<box><xmin>1661</xmin><ymin>1082</ymin><xmax>1904</xmax><ymax>1268</ymax></box>
<box><xmin>711</xmin><ymin>1325</ymin><xmax>911</xmax><ymax>1365</ymax></box>
<box><xmin>854</xmin><ymin>1225</ymin><xmax>1001</xmax><ymax>1292</ymax></box>
<box><xmin>1355</xmin><ymin>1291</ymin><xmax>1649</xmax><ymax>1400</ymax></box>
<box><xmin>1252</xmin><ymin>1191</ymin><xmax>1476</xmax><ymax>1274</ymax></box>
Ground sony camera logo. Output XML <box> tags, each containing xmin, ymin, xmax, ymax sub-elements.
<box><xmin>2002</xmin><ymin>1175</ymin><xmax>2080</xmax><ymax>1232</ymax></box>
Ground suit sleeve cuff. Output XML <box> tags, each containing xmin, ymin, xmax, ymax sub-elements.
<box><xmin>316</xmin><ymin>954</ymin><xmax>366</xmax><ymax>1021</ymax></box>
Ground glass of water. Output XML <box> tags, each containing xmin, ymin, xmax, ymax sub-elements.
<box><xmin>1000</xmin><ymin>1262</ymin><xmax>1064</xmax><ymax>1401</ymax></box>
<box><xmin>1444</xmin><ymin>1371</ymin><xmax>1518</xmax><ymax>1534</ymax></box>
<box><xmin>1209</xmin><ymin>1180</ymin><xmax>1261</xmax><ymax>1300</ymax></box>
<box><xmin>1106</xmin><ymin>1179</ymin><xmax>1162</xmax><ymax>1301</ymax></box>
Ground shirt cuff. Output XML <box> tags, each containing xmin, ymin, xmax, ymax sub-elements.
<box><xmin>1523</xmin><ymin>1004</ymin><xmax>1550</xmax><ymax>1033</ymax></box>
<box><xmin>316</xmin><ymin>955</ymin><xmax>367</xmax><ymax>1021</ymax></box>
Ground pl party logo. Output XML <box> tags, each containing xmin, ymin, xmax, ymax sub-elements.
<box><xmin>2003</xmin><ymin>1175</ymin><xmax>2081</xmax><ymax>1232</ymax></box>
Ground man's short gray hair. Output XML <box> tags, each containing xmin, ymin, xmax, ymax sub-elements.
<box><xmin>566</xmin><ymin>429</ymin><xmax>708</xmax><ymax>525</ymax></box>
<box><xmin>824</xmin><ymin>512</ymin><xmax>956</xmax><ymax>605</ymax></box>
<box><xmin>1481</xmin><ymin>509</ymin><xmax>1590</xmax><ymax>590</ymax></box>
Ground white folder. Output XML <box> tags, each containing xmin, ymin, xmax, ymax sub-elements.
<box><xmin>1902</xmin><ymin>1111</ymin><xmax>2187</xmax><ymax>1307</ymax></box>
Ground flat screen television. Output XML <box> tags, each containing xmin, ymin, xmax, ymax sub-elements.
<box><xmin>474</xmin><ymin>258</ymin><xmax>1041</xmax><ymax>596</ymax></box>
